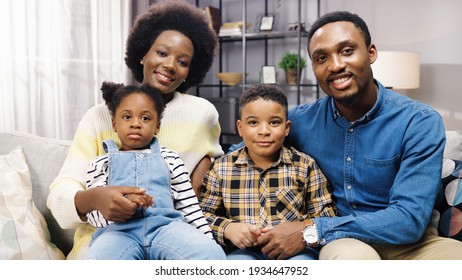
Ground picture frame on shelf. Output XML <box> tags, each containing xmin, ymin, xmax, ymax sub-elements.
<box><xmin>255</xmin><ymin>13</ymin><xmax>279</xmax><ymax>32</ymax></box>
<box><xmin>260</xmin><ymin>16</ymin><xmax>274</xmax><ymax>31</ymax></box>
<box><xmin>261</xmin><ymin>66</ymin><xmax>277</xmax><ymax>84</ymax></box>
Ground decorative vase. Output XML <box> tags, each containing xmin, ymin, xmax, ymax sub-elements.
<box><xmin>284</xmin><ymin>68</ymin><xmax>300</xmax><ymax>85</ymax></box>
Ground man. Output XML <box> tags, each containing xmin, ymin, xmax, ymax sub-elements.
<box><xmin>254</xmin><ymin>11</ymin><xmax>462</xmax><ymax>259</ymax></box>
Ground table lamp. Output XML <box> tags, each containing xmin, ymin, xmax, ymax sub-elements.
<box><xmin>371</xmin><ymin>51</ymin><xmax>420</xmax><ymax>89</ymax></box>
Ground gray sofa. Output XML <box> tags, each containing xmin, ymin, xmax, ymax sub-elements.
<box><xmin>0</xmin><ymin>130</ymin><xmax>461</xmax><ymax>258</ymax></box>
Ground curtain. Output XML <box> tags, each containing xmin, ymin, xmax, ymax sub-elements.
<box><xmin>0</xmin><ymin>0</ymin><xmax>131</xmax><ymax>140</ymax></box>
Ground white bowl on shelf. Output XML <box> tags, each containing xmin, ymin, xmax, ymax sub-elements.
<box><xmin>215</xmin><ymin>72</ymin><xmax>243</xmax><ymax>86</ymax></box>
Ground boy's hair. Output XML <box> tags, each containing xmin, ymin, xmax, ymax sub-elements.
<box><xmin>307</xmin><ymin>11</ymin><xmax>371</xmax><ymax>56</ymax></box>
<box><xmin>239</xmin><ymin>84</ymin><xmax>288</xmax><ymax>119</ymax></box>
<box><xmin>101</xmin><ymin>81</ymin><xmax>165</xmax><ymax>122</ymax></box>
<box><xmin>125</xmin><ymin>0</ymin><xmax>218</xmax><ymax>93</ymax></box>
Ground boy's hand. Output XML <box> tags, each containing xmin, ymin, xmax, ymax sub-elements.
<box><xmin>125</xmin><ymin>193</ymin><xmax>153</xmax><ymax>209</ymax></box>
<box><xmin>224</xmin><ymin>223</ymin><xmax>262</xmax><ymax>249</ymax></box>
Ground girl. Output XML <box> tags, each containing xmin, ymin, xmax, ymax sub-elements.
<box><xmin>84</xmin><ymin>82</ymin><xmax>225</xmax><ymax>259</ymax></box>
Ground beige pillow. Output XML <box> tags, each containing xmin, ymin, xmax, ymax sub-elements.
<box><xmin>445</xmin><ymin>131</ymin><xmax>462</xmax><ymax>161</ymax></box>
<box><xmin>0</xmin><ymin>147</ymin><xmax>64</xmax><ymax>259</ymax></box>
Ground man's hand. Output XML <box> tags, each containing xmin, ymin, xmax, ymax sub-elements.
<box><xmin>257</xmin><ymin>221</ymin><xmax>306</xmax><ymax>260</ymax></box>
<box><xmin>224</xmin><ymin>222</ymin><xmax>262</xmax><ymax>248</ymax></box>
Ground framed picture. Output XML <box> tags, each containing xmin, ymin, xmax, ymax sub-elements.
<box><xmin>259</xmin><ymin>15</ymin><xmax>274</xmax><ymax>31</ymax></box>
<box><xmin>261</xmin><ymin>66</ymin><xmax>277</xmax><ymax>84</ymax></box>
<box><xmin>254</xmin><ymin>13</ymin><xmax>279</xmax><ymax>33</ymax></box>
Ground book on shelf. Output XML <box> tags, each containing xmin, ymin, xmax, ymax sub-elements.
<box><xmin>204</xmin><ymin>6</ymin><xmax>221</xmax><ymax>35</ymax></box>
<box><xmin>222</xmin><ymin>21</ymin><xmax>251</xmax><ymax>29</ymax></box>
<box><xmin>219</xmin><ymin>27</ymin><xmax>243</xmax><ymax>37</ymax></box>
<box><xmin>218</xmin><ymin>21</ymin><xmax>251</xmax><ymax>37</ymax></box>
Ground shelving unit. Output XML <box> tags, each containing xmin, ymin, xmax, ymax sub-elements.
<box><xmin>194</xmin><ymin>0</ymin><xmax>320</xmax><ymax>148</ymax></box>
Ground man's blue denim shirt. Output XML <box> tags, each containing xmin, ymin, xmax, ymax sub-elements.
<box><xmin>287</xmin><ymin>81</ymin><xmax>445</xmax><ymax>245</ymax></box>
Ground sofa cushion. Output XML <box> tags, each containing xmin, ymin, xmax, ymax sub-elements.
<box><xmin>0</xmin><ymin>147</ymin><xmax>65</xmax><ymax>259</ymax></box>
<box><xmin>434</xmin><ymin>158</ymin><xmax>462</xmax><ymax>241</ymax></box>
<box><xmin>444</xmin><ymin>131</ymin><xmax>462</xmax><ymax>161</ymax></box>
<box><xmin>0</xmin><ymin>132</ymin><xmax>74</xmax><ymax>256</ymax></box>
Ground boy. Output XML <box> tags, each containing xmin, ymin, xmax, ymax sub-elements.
<box><xmin>199</xmin><ymin>84</ymin><xmax>336</xmax><ymax>260</ymax></box>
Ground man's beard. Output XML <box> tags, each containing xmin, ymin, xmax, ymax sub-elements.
<box><xmin>334</xmin><ymin>92</ymin><xmax>358</xmax><ymax>106</ymax></box>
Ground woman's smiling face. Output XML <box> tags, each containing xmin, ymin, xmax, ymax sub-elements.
<box><xmin>141</xmin><ymin>30</ymin><xmax>194</xmax><ymax>94</ymax></box>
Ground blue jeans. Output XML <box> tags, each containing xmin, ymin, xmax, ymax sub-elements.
<box><xmin>87</xmin><ymin>220</ymin><xmax>225</xmax><ymax>260</ymax></box>
<box><xmin>86</xmin><ymin>139</ymin><xmax>225</xmax><ymax>260</ymax></box>
<box><xmin>226</xmin><ymin>246</ymin><xmax>319</xmax><ymax>260</ymax></box>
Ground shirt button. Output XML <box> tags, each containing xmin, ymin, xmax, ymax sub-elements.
<box><xmin>349</xmin><ymin>128</ymin><xmax>354</xmax><ymax>133</ymax></box>
<box><xmin>346</xmin><ymin>157</ymin><xmax>351</xmax><ymax>162</ymax></box>
<box><xmin>352</xmin><ymin>204</ymin><xmax>357</xmax><ymax>209</ymax></box>
<box><xmin>138</xmin><ymin>154</ymin><xmax>144</xmax><ymax>158</ymax></box>
<box><xmin>347</xmin><ymin>185</ymin><xmax>352</xmax><ymax>190</ymax></box>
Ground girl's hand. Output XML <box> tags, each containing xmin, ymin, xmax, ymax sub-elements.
<box><xmin>125</xmin><ymin>192</ymin><xmax>153</xmax><ymax>208</ymax></box>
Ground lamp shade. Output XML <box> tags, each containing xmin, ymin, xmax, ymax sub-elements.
<box><xmin>371</xmin><ymin>51</ymin><xmax>420</xmax><ymax>89</ymax></box>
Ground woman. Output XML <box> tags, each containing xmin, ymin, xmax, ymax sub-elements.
<box><xmin>47</xmin><ymin>0</ymin><xmax>223</xmax><ymax>259</ymax></box>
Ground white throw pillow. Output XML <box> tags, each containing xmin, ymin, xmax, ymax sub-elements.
<box><xmin>445</xmin><ymin>131</ymin><xmax>462</xmax><ymax>161</ymax></box>
<box><xmin>0</xmin><ymin>147</ymin><xmax>64</xmax><ymax>259</ymax></box>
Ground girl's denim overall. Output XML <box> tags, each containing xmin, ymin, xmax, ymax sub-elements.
<box><xmin>86</xmin><ymin>138</ymin><xmax>225</xmax><ymax>260</ymax></box>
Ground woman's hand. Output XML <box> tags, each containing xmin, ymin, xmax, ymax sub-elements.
<box><xmin>75</xmin><ymin>186</ymin><xmax>149</xmax><ymax>222</ymax></box>
<box><xmin>190</xmin><ymin>156</ymin><xmax>212</xmax><ymax>195</ymax></box>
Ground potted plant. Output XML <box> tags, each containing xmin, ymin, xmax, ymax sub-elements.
<box><xmin>278</xmin><ymin>52</ymin><xmax>307</xmax><ymax>85</ymax></box>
